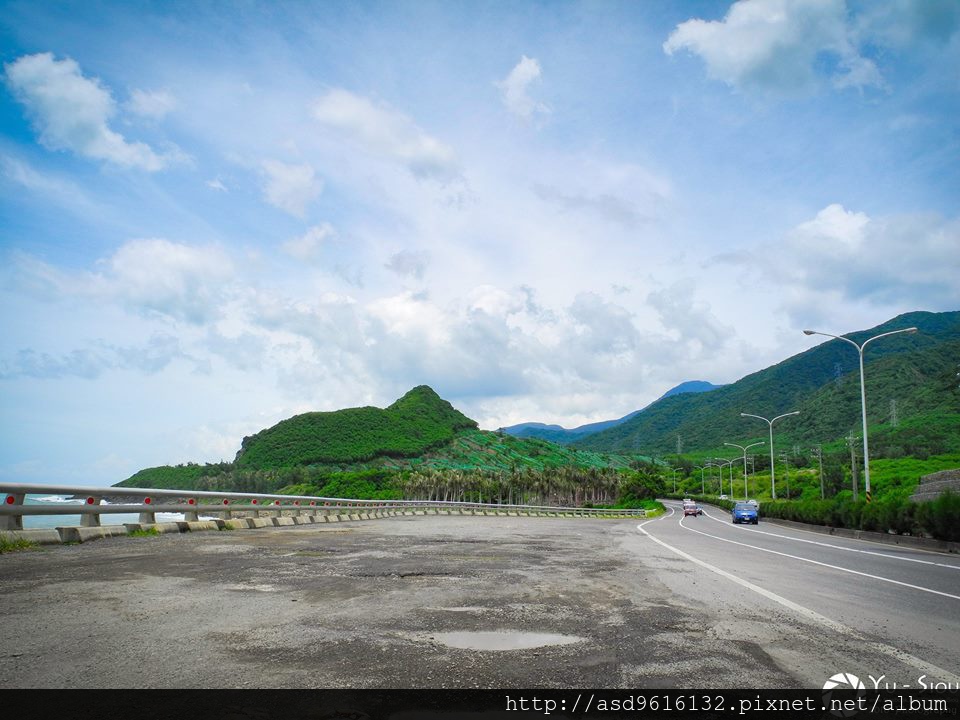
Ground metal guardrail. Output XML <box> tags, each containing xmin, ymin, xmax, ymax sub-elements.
<box><xmin>0</xmin><ymin>482</ymin><xmax>646</xmax><ymax>532</ymax></box>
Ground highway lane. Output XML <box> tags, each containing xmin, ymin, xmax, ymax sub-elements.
<box><xmin>638</xmin><ymin>501</ymin><xmax>960</xmax><ymax>685</ymax></box>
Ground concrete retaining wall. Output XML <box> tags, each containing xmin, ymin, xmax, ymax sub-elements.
<box><xmin>910</xmin><ymin>468</ymin><xmax>960</xmax><ymax>503</ymax></box>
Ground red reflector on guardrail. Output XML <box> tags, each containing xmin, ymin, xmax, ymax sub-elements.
<box><xmin>188</xmin><ymin>498</ymin><xmax>196</xmax><ymax>505</ymax></box>
<box><xmin>309</xmin><ymin>501</ymin><xmax>316</xmax><ymax>506</ymax></box>
<box><xmin>252</xmin><ymin>499</ymin><xmax>258</xmax><ymax>505</ymax></box>
<box><xmin>274</xmin><ymin>501</ymin><xmax>280</xmax><ymax>505</ymax></box>
<box><xmin>5</xmin><ymin>495</ymin><xmax>14</xmax><ymax>504</ymax></box>
<box><xmin>294</xmin><ymin>501</ymin><xmax>299</xmax><ymax>506</ymax></box>
<box><xmin>144</xmin><ymin>497</ymin><xmax>152</xmax><ymax>504</ymax></box>
<box><xmin>86</xmin><ymin>497</ymin><xmax>95</xmax><ymax>505</ymax></box>
<box><xmin>223</xmin><ymin>499</ymin><xmax>229</xmax><ymax>505</ymax></box>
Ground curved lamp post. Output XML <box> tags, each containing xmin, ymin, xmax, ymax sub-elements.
<box><xmin>740</xmin><ymin>411</ymin><xmax>799</xmax><ymax>499</ymax></box>
<box><xmin>714</xmin><ymin>458</ymin><xmax>737</xmax><ymax>496</ymax></box>
<box><xmin>704</xmin><ymin>463</ymin><xmax>718</xmax><ymax>495</ymax></box>
<box><xmin>725</xmin><ymin>441</ymin><xmax>765</xmax><ymax>499</ymax></box>
<box><xmin>693</xmin><ymin>465</ymin><xmax>706</xmax><ymax>495</ymax></box>
<box><xmin>803</xmin><ymin>326</ymin><xmax>917</xmax><ymax>501</ymax></box>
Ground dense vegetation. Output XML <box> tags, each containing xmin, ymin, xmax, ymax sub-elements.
<box><xmin>672</xmin><ymin>490</ymin><xmax>960</xmax><ymax>543</ymax></box>
<box><xmin>234</xmin><ymin>385</ymin><xmax>478</xmax><ymax>468</ymax></box>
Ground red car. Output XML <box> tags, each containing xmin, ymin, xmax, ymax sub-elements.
<box><xmin>682</xmin><ymin>501</ymin><xmax>702</xmax><ymax>517</ymax></box>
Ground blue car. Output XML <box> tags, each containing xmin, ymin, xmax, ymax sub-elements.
<box><xmin>732</xmin><ymin>501</ymin><xmax>759</xmax><ymax>524</ymax></box>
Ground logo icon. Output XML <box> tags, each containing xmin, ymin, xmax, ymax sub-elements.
<box><xmin>823</xmin><ymin>673</ymin><xmax>865</xmax><ymax>691</ymax></box>
<box><xmin>823</xmin><ymin>673</ymin><xmax>866</xmax><ymax>717</ymax></box>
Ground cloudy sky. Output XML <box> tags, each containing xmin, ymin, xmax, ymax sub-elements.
<box><xmin>1</xmin><ymin>0</ymin><xmax>958</xmax><ymax>486</ymax></box>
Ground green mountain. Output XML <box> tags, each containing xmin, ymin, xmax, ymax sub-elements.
<box><xmin>233</xmin><ymin>385</ymin><xmax>477</xmax><ymax>468</ymax></box>
<box><xmin>116</xmin><ymin>385</ymin><xmax>639</xmax><ymax>492</ymax></box>
<box><xmin>502</xmin><ymin>380</ymin><xmax>722</xmax><ymax>444</ymax></box>
<box><xmin>574</xmin><ymin>310</ymin><xmax>960</xmax><ymax>456</ymax></box>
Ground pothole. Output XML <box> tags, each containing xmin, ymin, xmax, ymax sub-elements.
<box><xmin>423</xmin><ymin>631</ymin><xmax>585</xmax><ymax>651</ymax></box>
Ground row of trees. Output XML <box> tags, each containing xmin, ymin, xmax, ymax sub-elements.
<box><xmin>177</xmin><ymin>462</ymin><xmax>667</xmax><ymax>509</ymax></box>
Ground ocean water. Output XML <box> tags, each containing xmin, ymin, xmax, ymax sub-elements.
<box><xmin>17</xmin><ymin>496</ymin><xmax>189</xmax><ymax>529</ymax></box>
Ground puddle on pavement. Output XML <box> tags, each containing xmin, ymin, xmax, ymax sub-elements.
<box><xmin>427</xmin><ymin>631</ymin><xmax>585</xmax><ymax>651</ymax></box>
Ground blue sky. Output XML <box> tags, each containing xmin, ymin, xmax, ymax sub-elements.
<box><xmin>1</xmin><ymin>0</ymin><xmax>958</xmax><ymax>486</ymax></box>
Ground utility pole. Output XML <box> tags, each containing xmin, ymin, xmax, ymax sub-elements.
<box><xmin>846</xmin><ymin>434</ymin><xmax>859</xmax><ymax>502</ymax></box>
<box><xmin>779</xmin><ymin>452</ymin><xmax>790</xmax><ymax>499</ymax></box>
<box><xmin>812</xmin><ymin>444</ymin><xmax>824</xmax><ymax>499</ymax></box>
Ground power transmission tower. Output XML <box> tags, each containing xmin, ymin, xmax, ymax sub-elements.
<box><xmin>890</xmin><ymin>399</ymin><xmax>898</xmax><ymax>428</ymax></box>
<box><xmin>834</xmin><ymin>362</ymin><xmax>844</xmax><ymax>387</ymax></box>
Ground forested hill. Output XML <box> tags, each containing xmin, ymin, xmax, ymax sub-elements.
<box><xmin>574</xmin><ymin>310</ymin><xmax>960</xmax><ymax>455</ymax></box>
<box><xmin>116</xmin><ymin>385</ymin><xmax>637</xmax><ymax>492</ymax></box>
<box><xmin>232</xmin><ymin>385</ymin><xmax>477</xmax><ymax>468</ymax></box>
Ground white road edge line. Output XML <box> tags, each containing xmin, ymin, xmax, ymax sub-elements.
<box><xmin>636</xmin><ymin>514</ymin><xmax>954</xmax><ymax>682</ymax></box>
<box><xmin>699</xmin><ymin>506</ymin><xmax>960</xmax><ymax>571</ymax></box>
<box><xmin>677</xmin><ymin>515</ymin><xmax>960</xmax><ymax>601</ymax></box>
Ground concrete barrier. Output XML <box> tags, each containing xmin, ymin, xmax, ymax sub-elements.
<box><xmin>1</xmin><ymin>528</ymin><xmax>61</xmax><ymax>545</ymax></box>
<box><xmin>273</xmin><ymin>517</ymin><xmax>296</xmax><ymax>527</ymax></box>
<box><xmin>58</xmin><ymin>525</ymin><xmax>128</xmax><ymax>543</ymax></box>
<box><xmin>224</xmin><ymin>518</ymin><xmax>254</xmax><ymax>530</ymax></box>
<box><xmin>123</xmin><ymin>522</ymin><xmax>181</xmax><ymax>535</ymax></box>
<box><xmin>180</xmin><ymin>520</ymin><xmax>219</xmax><ymax>532</ymax></box>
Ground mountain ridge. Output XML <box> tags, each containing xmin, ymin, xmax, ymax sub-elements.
<box><xmin>501</xmin><ymin>380</ymin><xmax>722</xmax><ymax>444</ymax></box>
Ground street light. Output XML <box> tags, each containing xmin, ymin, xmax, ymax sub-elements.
<box><xmin>803</xmin><ymin>326</ymin><xmax>917</xmax><ymax>501</ymax></box>
<box><xmin>740</xmin><ymin>411</ymin><xmax>799</xmax><ymax>499</ymax></box>
<box><xmin>714</xmin><ymin>458</ymin><xmax>737</xmax><ymax>496</ymax></box>
<box><xmin>693</xmin><ymin>465</ymin><xmax>706</xmax><ymax>495</ymax></box>
<box><xmin>725</xmin><ymin>441</ymin><xmax>765</xmax><ymax>499</ymax></box>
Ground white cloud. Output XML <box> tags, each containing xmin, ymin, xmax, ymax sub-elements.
<box><xmin>4</xmin><ymin>53</ymin><xmax>174</xmax><ymax>170</ymax></box>
<box><xmin>313</xmin><ymin>88</ymin><xmax>460</xmax><ymax>181</ymax></box>
<box><xmin>282</xmin><ymin>223</ymin><xmax>336</xmax><ymax>262</ymax></box>
<box><xmin>718</xmin><ymin>204</ymin><xmax>960</xmax><ymax>325</ymax></box>
<box><xmin>206</xmin><ymin>177</ymin><xmax>227</xmax><ymax>192</ymax></box>
<box><xmin>260</xmin><ymin>159</ymin><xmax>322</xmax><ymax>217</ymax></box>
<box><xmin>663</xmin><ymin>0</ymin><xmax>882</xmax><ymax>93</ymax></box>
<box><xmin>102</xmin><ymin>239</ymin><xmax>235</xmax><ymax>323</ymax></box>
<box><xmin>9</xmin><ymin>239</ymin><xmax>235</xmax><ymax>324</ymax></box>
<box><xmin>126</xmin><ymin>88</ymin><xmax>177</xmax><ymax>118</ymax></box>
<box><xmin>496</xmin><ymin>55</ymin><xmax>550</xmax><ymax>121</ymax></box>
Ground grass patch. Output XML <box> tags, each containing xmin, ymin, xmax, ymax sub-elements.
<box><xmin>0</xmin><ymin>534</ymin><xmax>39</xmax><ymax>553</ymax></box>
<box><xmin>127</xmin><ymin>527</ymin><xmax>160</xmax><ymax>538</ymax></box>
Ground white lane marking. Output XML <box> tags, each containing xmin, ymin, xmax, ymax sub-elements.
<box><xmin>636</xmin><ymin>516</ymin><xmax>954</xmax><ymax>682</ymax></box>
<box><xmin>700</xmin><ymin>507</ymin><xmax>960</xmax><ymax>571</ymax></box>
<box><xmin>678</xmin><ymin>516</ymin><xmax>960</xmax><ymax>600</ymax></box>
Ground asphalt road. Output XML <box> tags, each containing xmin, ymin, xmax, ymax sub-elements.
<box><xmin>0</xmin><ymin>509</ymin><xmax>957</xmax><ymax>688</ymax></box>
<box><xmin>643</xmin><ymin>501</ymin><xmax>960</xmax><ymax>689</ymax></box>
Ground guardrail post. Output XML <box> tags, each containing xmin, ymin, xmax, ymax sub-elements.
<box><xmin>138</xmin><ymin>497</ymin><xmax>156</xmax><ymax>524</ymax></box>
<box><xmin>80</xmin><ymin>497</ymin><xmax>101</xmax><ymax>527</ymax></box>
<box><xmin>184</xmin><ymin>498</ymin><xmax>199</xmax><ymax>522</ymax></box>
<box><xmin>1</xmin><ymin>493</ymin><xmax>25</xmax><ymax>530</ymax></box>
